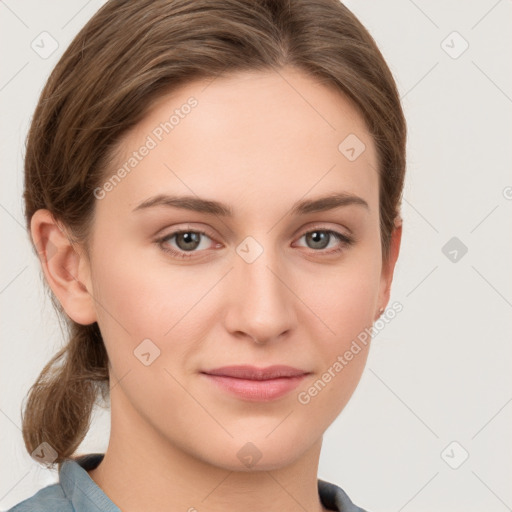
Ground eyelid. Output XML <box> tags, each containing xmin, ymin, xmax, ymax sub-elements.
<box><xmin>296</xmin><ymin>222</ymin><xmax>355</xmax><ymax>243</ymax></box>
<box><xmin>155</xmin><ymin>223</ymin><xmax>218</xmax><ymax>242</ymax></box>
<box><xmin>155</xmin><ymin>222</ymin><xmax>355</xmax><ymax>259</ymax></box>
<box><xmin>156</xmin><ymin>222</ymin><xmax>352</xmax><ymax>242</ymax></box>
<box><xmin>293</xmin><ymin>226</ymin><xmax>354</xmax><ymax>254</ymax></box>
<box><xmin>295</xmin><ymin>220</ymin><xmax>353</xmax><ymax>237</ymax></box>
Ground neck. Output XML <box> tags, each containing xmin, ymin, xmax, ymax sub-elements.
<box><xmin>87</xmin><ymin>388</ymin><xmax>330</xmax><ymax>512</ymax></box>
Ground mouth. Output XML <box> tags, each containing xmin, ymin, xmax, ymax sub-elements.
<box><xmin>200</xmin><ymin>365</ymin><xmax>310</xmax><ymax>401</ymax></box>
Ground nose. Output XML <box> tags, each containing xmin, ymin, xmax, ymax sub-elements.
<box><xmin>223</xmin><ymin>239</ymin><xmax>297</xmax><ymax>346</ymax></box>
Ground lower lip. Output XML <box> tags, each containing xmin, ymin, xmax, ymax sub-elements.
<box><xmin>202</xmin><ymin>373</ymin><xmax>307</xmax><ymax>401</ymax></box>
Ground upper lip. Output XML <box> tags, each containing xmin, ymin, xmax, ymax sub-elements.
<box><xmin>202</xmin><ymin>365</ymin><xmax>309</xmax><ymax>380</ymax></box>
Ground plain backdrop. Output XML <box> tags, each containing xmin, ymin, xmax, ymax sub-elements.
<box><xmin>1</xmin><ymin>1</ymin><xmax>511</xmax><ymax>511</ymax></box>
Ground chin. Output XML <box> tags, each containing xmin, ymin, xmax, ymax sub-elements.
<box><xmin>196</xmin><ymin>434</ymin><xmax>314</xmax><ymax>473</ymax></box>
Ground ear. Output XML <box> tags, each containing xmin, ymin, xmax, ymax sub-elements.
<box><xmin>375</xmin><ymin>216</ymin><xmax>402</xmax><ymax>321</ymax></box>
<box><xmin>30</xmin><ymin>209</ymin><xmax>97</xmax><ymax>325</ymax></box>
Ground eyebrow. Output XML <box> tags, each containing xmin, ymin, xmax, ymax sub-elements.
<box><xmin>132</xmin><ymin>192</ymin><xmax>369</xmax><ymax>216</ymax></box>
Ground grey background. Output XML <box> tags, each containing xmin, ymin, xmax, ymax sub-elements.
<box><xmin>1</xmin><ymin>1</ymin><xmax>511</xmax><ymax>511</ymax></box>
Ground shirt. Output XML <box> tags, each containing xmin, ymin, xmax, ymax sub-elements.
<box><xmin>7</xmin><ymin>453</ymin><xmax>369</xmax><ymax>512</ymax></box>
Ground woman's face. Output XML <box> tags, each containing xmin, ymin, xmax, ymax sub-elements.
<box><xmin>81</xmin><ymin>67</ymin><xmax>399</xmax><ymax>470</ymax></box>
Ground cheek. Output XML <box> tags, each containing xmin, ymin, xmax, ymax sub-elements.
<box><xmin>295</xmin><ymin>284</ymin><xmax>374</xmax><ymax>429</ymax></box>
<box><xmin>293</xmin><ymin>255</ymin><xmax>380</xmax><ymax>413</ymax></box>
<box><xmin>89</xmin><ymin>243</ymin><xmax>214</xmax><ymax>386</ymax></box>
<box><xmin>299</xmin><ymin>255</ymin><xmax>381</xmax><ymax>342</ymax></box>
<box><xmin>91</xmin><ymin>240</ymin><xmax>194</xmax><ymax>337</ymax></box>
<box><xmin>91</xmin><ymin>257</ymin><xmax>159</xmax><ymax>337</ymax></box>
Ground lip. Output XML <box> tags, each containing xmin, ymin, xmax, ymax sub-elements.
<box><xmin>201</xmin><ymin>365</ymin><xmax>310</xmax><ymax>402</ymax></box>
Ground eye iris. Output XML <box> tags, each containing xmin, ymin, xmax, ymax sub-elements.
<box><xmin>306</xmin><ymin>231</ymin><xmax>329</xmax><ymax>249</ymax></box>
<box><xmin>176</xmin><ymin>232</ymin><xmax>201</xmax><ymax>251</ymax></box>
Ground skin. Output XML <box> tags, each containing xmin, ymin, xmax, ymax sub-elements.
<box><xmin>32</xmin><ymin>66</ymin><xmax>401</xmax><ymax>512</ymax></box>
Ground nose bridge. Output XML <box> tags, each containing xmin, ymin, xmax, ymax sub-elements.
<box><xmin>227</xmin><ymin>234</ymin><xmax>296</xmax><ymax>342</ymax></box>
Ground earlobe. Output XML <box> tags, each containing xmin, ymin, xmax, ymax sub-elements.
<box><xmin>30</xmin><ymin>209</ymin><xmax>97</xmax><ymax>325</ymax></box>
<box><xmin>375</xmin><ymin>216</ymin><xmax>402</xmax><ymax>320</ymax></box>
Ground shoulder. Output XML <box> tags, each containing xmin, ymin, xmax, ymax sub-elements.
<box><xmin>6</xmin><ymin>482</ymin><xmax>73</xmax><ymax>512</ymax></box>
<box><xmin>318</xmin><ymin>478</ymin><xmax>371</xmax><ymax>512</ymax></box>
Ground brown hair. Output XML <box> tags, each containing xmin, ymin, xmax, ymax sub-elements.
<box><xmin>22</xmin><ymin>0</ymin><xmax>406</xmax><ymax>471</ymax></box>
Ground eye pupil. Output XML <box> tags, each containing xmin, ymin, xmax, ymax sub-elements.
<box><xmin>306</xmin><ymin>231</ymin><xmax>329</xmax><ymax>249</ymax></box>
<box><xmin>176</xmin><ymin>232</ymin><xmax>201</xmax><ymax>251</ymax></box>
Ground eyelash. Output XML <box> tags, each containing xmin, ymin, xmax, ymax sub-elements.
<box><xmin>155</xmin><ymin>226</ymin><xmax>354</xmax><ymax>260</ymax></box>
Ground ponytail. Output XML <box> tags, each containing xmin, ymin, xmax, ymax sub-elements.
<box><xmin>21</xmin><ymin>321</ymin><xmax>109</xmax><ymax>471</ymax></box>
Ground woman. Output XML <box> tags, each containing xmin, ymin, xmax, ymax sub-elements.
<box><xmin>10</xmin><ymin>0</ymin><xmax>405</xmax><ymax>510</ymax></box>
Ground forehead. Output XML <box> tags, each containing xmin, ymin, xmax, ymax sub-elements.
<box><xmin>98</xmin><ymin>67</ymin><xmax>379</xmax><ymax>218</ymax></box>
